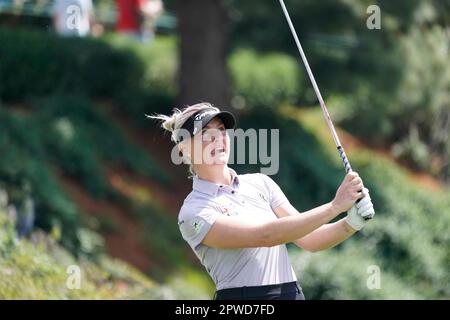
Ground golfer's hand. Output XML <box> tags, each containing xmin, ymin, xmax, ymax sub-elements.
<box><xmin>345</xmin><ymin>188</ymin><xmax>376</xmax><ymax>231</ymax></box>
<box><xmin>331</xmin><ymin>172</ymin><xmax>364</xmax><ymax>214</ymax></box>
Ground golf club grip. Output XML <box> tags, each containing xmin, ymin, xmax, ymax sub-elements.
<box><xmin>337</xmin><ymin>146</ymin><xmax>363</xmax><ymax>204</ymax></box>
<box><xmin>337</xmin><ymin>146</ymin><xmax>352</xmax><ymax>173</ymax></box>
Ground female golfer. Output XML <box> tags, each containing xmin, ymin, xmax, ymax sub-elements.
<box><xmin>151</xmin><ymin>103</ymin><xmax>375</xmax><ymax>300</ymax></box>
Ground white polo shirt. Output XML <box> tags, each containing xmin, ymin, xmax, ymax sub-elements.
<box><xmin>178</xmin><ymin>168</ymin><xmax>297</xmax><ymax>290</ymax></box>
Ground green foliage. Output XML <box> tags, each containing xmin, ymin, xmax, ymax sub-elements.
<box><xmin>0</xmin><ymin>27</ymin><xmax>143</xmax><ymax>103</ymax></box>
<box><xmin>106</xmin><ymin>34</ymin><xmax>305</xmax><ymax>117</ymax></box>
<box><xmin>341</xmin><ymin>25</ymin><xmax>450</xmax><ymax>180</ymax></box>
<box><xmin>164</xmin><ymin>268</ymin><xmax>215</xmax><ymax>300</ymax></box>
<box><xmin>2</xmin><ymin>2</ymin><xmax>449</xmax><ymax>299</ymax></box>
<box><xmin>0</xmin><ymin>196</ymin><xmax>213</xmax><ymax>299</ymax></box>
<box><xmin>393</xmin><ymin>26</ymin><xmax>450</xmax><ymax>177</ymax></box>
<box><xmin>0</xmin><ymin>107</ymin><xmax>82</xmax><ymax>251</ymax></box>
<box><xmin>0</xmin><ymin>92</ymin><xmax>171</xmax><ymax>251</ymax></box>
<box><xmin>228</xmin><ymin>0</ymin><xmax>354</xmax><ymax>51</ymax></box>
<box><xmin>0</xmin><ymin>27</ymin><xmax>179</xmax><ymax>129</ymax></box>
<box><xmin>104</xmin><ymin>34</ymin><xmax>178</xmax><ymax>126</ymax></box>
<box><xmin>292</xmin><ymin>247</ymin><xmax>423</xmax><ymax>299</ymax></box>
<box><xmin>227</xmin><ymin>0</ymin><xmax>392</xmax><ymax>98</ymax></box>
<box><xmin>227</xmin><ymin>0</ymin><xmax>450</xmax><ymax>182</ymax></box>
<box><xmin>232</xmin><ymin>106</ymin><xmax>449</xmax><ymax>299</ymax></box>
<box><xmin>0</xmin><ymin>29</ymin><xmax>174</xmax><ymax>252</ymax></box>
<box><xmin>0</xmin><ymin>209</ymin><xmax>162</xmax><ymax>299</ymax></box>
<box><xmin>282</xmin><ymin>108</ymin><xmax>450</xmax><ymax>299</ymax></box>
<box><xmin>229</xmin><ymin>49</ymin><xmax>302</xmax><ymax>109</ymax></box>
<box><xmin>120</xmin><ymin>188</ymin><xmax>188</xmax><ymax>276</ymax></box>
<box><xmin>33</xmin><ymin>94</ymin><xmax>171</xmax><ymax>189</ymax></box>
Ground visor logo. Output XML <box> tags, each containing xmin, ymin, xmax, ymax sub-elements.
<box><xmin>194</xmin><ymin>110</ymin><xmax>216</xmax><ymax>121</ymax></box>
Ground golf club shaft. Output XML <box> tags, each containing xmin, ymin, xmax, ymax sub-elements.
<box><xmin>278</xmin><ymin>0</ymin><xmax>352</xmax><ymax>173</ymax></box>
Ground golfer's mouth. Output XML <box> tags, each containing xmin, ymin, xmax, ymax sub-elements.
<box><xmin>211</xmin><ymin>147</ymin><xmax>226</xmax><ymax>156</ymax></box>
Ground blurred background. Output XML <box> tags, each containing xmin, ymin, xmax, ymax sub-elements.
<box><xmin>0</xmin><ymin>0</ymin><xmax>449</xmax><ymax>299</ymax></box>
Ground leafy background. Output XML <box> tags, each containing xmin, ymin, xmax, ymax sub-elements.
<box><xmin>0</xmin><ymin>0</ymin><xmax>449</xmax><ymax>299</ymax></box>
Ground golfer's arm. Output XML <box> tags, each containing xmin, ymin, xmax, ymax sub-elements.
<box><xmin>202</xmin><ymin>202</ymin><xmax>338</xmax><ymax>249</ymax></box>
<box><xmin>273</xmin><ymin>202</ymin><xmax>356</xmax><ymax>252</ymax></box>
<box><xmin>294</xmin><ymin>219</ymin><xmax>356</xmax><ymax>252</ymax></box>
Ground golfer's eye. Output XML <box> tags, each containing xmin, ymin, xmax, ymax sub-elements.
<box><xmin>202</xmin><ymin>131</ymin><xmax>213</xmax><ymax>141</ymax></box>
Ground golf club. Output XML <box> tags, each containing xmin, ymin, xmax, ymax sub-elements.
<box><xmin>278</xmin><ymin>0</ymin><xmax>373</xmax><ymax>214</ymax></box>
<box><xmin>278</xmin><ymin>0</ymin><xmax>352</xmax><ymax>174</ymax></box>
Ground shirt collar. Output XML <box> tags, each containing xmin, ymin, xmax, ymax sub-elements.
<box><xmin>192</xmin><ymin>168</ymin><xmax>240</xmax><ymax>196</ymax></box>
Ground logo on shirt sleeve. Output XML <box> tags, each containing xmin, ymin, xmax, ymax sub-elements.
<box><xmin>191</xmin><ymin>218</ymin><xmax>205</xmax><ymax>235</ymax></box>
<box><xmin>179</xmin><ymin>217</ymin><xmax>205</xmax><ymax>239</ymax></box>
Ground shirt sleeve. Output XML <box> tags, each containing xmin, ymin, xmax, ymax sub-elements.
<box><xmin>259</xmin><ymin>173</ymin><xmax>290</xmax><ymax>209</ymax></box>
<box><xmin>178</xmin><ymin>205</ymin><xmax>221</xmax><ymax>250</ymax></box>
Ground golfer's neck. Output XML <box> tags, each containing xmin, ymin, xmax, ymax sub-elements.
<box><xmin>196</xmin><ymin>165</ymin><xmax>232</xmax><ymax>186</ymax></box>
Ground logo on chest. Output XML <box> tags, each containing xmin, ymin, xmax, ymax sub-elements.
<box><xmin>217</xmin><ymin>202</ymin><xmax>239</xmax><ymax>216</ymax></box>
<box><xmin>257</xmin><ymin>192</ymin><xmax>269</xmax><ymax>203</ymax></box>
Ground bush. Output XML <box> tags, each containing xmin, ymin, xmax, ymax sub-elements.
<box><xmin>0</xmin><ymin>27</ymin><xmax>179</xmax><ymax>127</ymax></box>
<box><xmin>0</xmin><ymin>206</ymin><xmax>166</xmax><ymax>299</ymax></box>
<box><xmin>339</xmin><ymin>26</ymin><xmax>450</xmax><ymax>182</ymax></box>
<box><xmin>0</xmin><ymin>94</ymin><xmax>171</xmax><ymax>252</ymax></box>
<box><xmin>32</xmin><ymin>94</ymin><xmax>172</xmax><ymax>189</ymax></box>
<box><xmin>229</xmin><ymin>49</ymin><xmax>303</xmax><ymax>109</ymax></box>
<box><xmin>105</xmin><ymin>34</ymin><xmax>178</xmax><ymax>126</ymax></box>
<box><xmin>279</xmin><ymin>107</ymin><xmax>450</xmax><ymax>299</ymax></box>
<box><xmin>0</xmin><ymin>27</ymin><xmax>143</xmax><ymax>102</ymax></box>
<box><xmin>106</xmin><ymin>33</ymin><xmax>178</xmax><ymax>97</ymax></box>
<box><xmin>0</xmin><ymin>107</ymin><xmax>82</xmax><ymax>251</ymax></box>
<box><xmin>0</xmin><ymin>193</ymin><xmax>213</xmax><ymax>299</ymax></box>
<box><xmin>291</xmin><ymin>247</ymin><xmax>423</xmax><ymax>299</ymax></box>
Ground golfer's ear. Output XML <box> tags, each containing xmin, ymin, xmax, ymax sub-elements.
<box><xmin>179</xmin><ymin>139</ymin><xmax>193</xmax><ymax>158</ymax></box>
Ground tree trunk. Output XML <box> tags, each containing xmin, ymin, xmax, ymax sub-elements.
<box><xmin>175</xmin><ymin>0</ymin><xmax>231</xmax><ymax>110</ymax></box>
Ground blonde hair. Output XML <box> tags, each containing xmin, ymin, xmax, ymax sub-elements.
<box><xmin>147</xmin><ymin>102</ymin><xmax>220</xmax><ymax>177</ymax></box>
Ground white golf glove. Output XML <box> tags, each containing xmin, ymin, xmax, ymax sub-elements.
<box><xmin>345</xmin><ymin>188</ymin><xmax>375</xmax><ymax>231</ymax></box>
